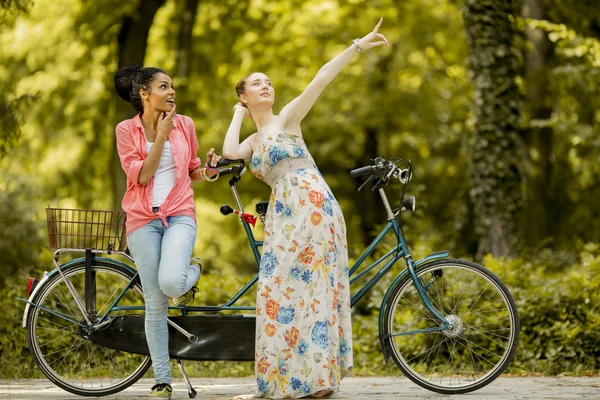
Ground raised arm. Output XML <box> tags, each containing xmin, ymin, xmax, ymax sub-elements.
<box><xmin>222</xmin><ymin>103</ymin><xmax>255</xmax><ymax>160</ymax></box>
<box><xmin>280</xmin><ymin>18</ymin><xmax>389</xmax><ymax>127</ymax></box>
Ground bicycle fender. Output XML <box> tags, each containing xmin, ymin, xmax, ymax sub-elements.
<box><xmin>21</xmin><ymin>271</ymin><xmax>50</xmax><ymax>328</ymax></box>
<box><xmin>414</xmin><ymin>250</ymin><xmax>450</xmax><ymax>267</ymax></box>
<box><xmin>21</xmin><ymin>257</ymin><xmax>137</xmax><ymax>328</ymax></box>
<box><xmin>377</xmin><ymin>250</ymin><xmax>450</xmax><ymax>361</ymax></box>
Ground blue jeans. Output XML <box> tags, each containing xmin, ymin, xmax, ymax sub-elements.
<box><xmin>127</xmin><ymin>215</ymin><xmax>200</xmax><ymax>384</ymax></box>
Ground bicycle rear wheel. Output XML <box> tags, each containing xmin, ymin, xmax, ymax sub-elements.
<box><xmin>26</xmin><ymin>260</ymin><xmax>151</xmax><ymax>397</ymax></box>
<box><xmin>382</xmin><ymin>259</ymin><xmax>519</xmax><ymax>394</ymax></box>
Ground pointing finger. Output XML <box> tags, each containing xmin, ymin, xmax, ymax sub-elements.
<box><xmin>373</xmin><ymin>17</ymin><xmax>383</xmax><ymax>33</ymax></box>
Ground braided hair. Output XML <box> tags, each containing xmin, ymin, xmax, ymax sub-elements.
<box><xmin>114</xmin><ymin>64</ymin><xmax>166</xmax><ymax>114</ymax></box>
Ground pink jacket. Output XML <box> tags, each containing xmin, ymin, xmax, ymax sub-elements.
<box><xmin>116</xmin><ymin>114</ymin><xmax>201</xmax><ymax>235</ymax></box>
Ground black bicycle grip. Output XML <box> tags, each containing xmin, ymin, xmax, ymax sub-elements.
<box><xmin>218</xmin><ymin>167</ymin><xmax>233</xmax><ymax>177</ymax></box>
<box><xmin>215</xmin><ymin>159</ymin><xmax>234</xmax><ymax>168</ymax></box>
<box><xmin>220</xmin><ymin>204</ymin><xmax>234</xmax><ymax>215</ymax></box>
<box><xmin>350</xmin><ymin>165</ymin><xmax>375</xmax><ymax>179</ymax></box>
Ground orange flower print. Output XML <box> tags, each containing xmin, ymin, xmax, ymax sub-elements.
<box><xmin>265</xmin><ymin>299</ymin><xmax>280</xmax><ymax>321</ymax></box>
<box><xmin>298</xmin><ymin>246</ymin><xmax>315</xmax><ymax>265</ymax></box>
<box><xmin>318</xmin><ymin>378</ymin><xmax>325</xmax><ymax>387</ymax></box>
<box><xmin>257</xmin><ymin>356</ymin><xmax>270</xmax><ymax>374</ymax></box>
<box><xmin>265</xmin><ymin>323</ymin><xmax>277</xmax><ymax>337</ymax></box>
<box><xmin>284</xmin><ymin>327</ymin><xmax>300</xmax><ymax>348</ymax></box>
<box><xmin>308</xmin><ymin>190</ymin><xmax>325</xmax><ymax>208</ymax></box>
<box><xmin>299</xmin><ymin>199</ymin><xmax>307</xmax><ymax>207</ymax></box>
<box><xmin>311</xmin><ymin>212</ymin><xmax>323</xmax><ymax>226</ymax></box>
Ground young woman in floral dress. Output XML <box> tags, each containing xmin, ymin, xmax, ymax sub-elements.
<box><xmin>223</xmin><ymin>20</ymin><xmax>389</xmax><ymax>399</ymax></box>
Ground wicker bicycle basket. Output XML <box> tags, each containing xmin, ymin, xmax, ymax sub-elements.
<box><xmin>46</xmin><ymin>208</ymin><xmax>127</xmax><ymax>251</ymax></box>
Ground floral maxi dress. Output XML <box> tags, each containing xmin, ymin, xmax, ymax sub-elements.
<box><xmin>249</xmin><ymin>133</ymin><xmax>353</xmax><ymax>398</ymax></box>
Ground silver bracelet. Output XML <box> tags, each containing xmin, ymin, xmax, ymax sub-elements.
<box><xmin>352</xmin><ymin>38</ymin><xmax>363</xmax><ymax>53</ymax></box>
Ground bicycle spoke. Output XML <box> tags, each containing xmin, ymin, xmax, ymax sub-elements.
<box><xmin>96</xmin><ymin>277</ymin><xmax>128</xmax><ymax>316</ymax></box>
<box><xmin>464</xmin><ymin>322</ymin><xmax>511</xmax><ymax>341</ymax></box>
<box><xmin>51</xmin><ymin>288</ymin><xmax>80</xmax><ymax>319</ymax></box>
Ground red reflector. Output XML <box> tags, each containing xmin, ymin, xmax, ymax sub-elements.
<box><xmin>27</xmin><ymin>278</ymin><xmax>38</xmax><ymax>296</ymax></box>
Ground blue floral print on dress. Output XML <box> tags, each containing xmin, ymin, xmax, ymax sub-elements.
<box><xmin>250</xmin><ymin>154</ymin><xmax>262</xmax><ymax>170</ymax></box>
<box><xmin>261</xmin><ymin>252</ymin><xmax>278</xmax><ymax>278</ymax></box>
<box><xmin>301</xmin><ymin>269</ymin><xmax>313</xmax><ymax>283</ymax></box>
<box><xmin>258</xmin><ymin>377</ymin><xmax>268</xmax><ymax>393</ymax></box>
<box><xmin>290</xmin><ymin>266</ymin><xmax>301</xmax><ymax>280</ymax></box>
<box><xmin>275</xmin><ymin>200</ymin><xmax>284</xmax><ymax>213</ymax></box>
<box><xmin>268</xmin><ymin>146</ymin><xmax>290</xmax><ymax>166</ymax></box>
<box><xmin>311</xmin><ymin>321</ymin><xmax>329</xmax><ymax>350</ymax></box>
<box><xmin>301</xmin><ymin>382</ymin><xmax>311</xmax><ymax>395</ymax></box>
<box><xmin>276</xmin><ymin>307</ymin><xmax>295</xmax><ymax>324</ymax></box>
<box><xmin>293</xmin><ymin>145</ymin><xmax>306</xmax><ymax>157</ymax></box>
<box><xmin>290</xmin><ymin>378</ymin><xmax>302</xmax><ymax>391</ymax></box>
<box><xmin>296</xmin><ymin>339</ymin><xmax>308</xmax><ymax>356</ymax></box>
<box><xmin>322</xmin><ymin>198</ymin><xmax>333</xmax><ymax>217</ymax></box>
<box><xmin>283</xmin><ymin>205</ymin><xmax>294</xmax><ymax>219</ymax></box>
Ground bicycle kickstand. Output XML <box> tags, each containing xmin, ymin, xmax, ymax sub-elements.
<box><xmin>177</xmin><ymin>360</ymin><xmax>197</xmax><ymax>398</ymax></box>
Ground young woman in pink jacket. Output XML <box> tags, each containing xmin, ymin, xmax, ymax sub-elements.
<box><xmin>114</xmin><ymin>64</ymin><xmax>220</xmax><ymax>398</ymax></box>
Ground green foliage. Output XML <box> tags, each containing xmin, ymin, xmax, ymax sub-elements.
<box><xmin>0</xmin><ymin>174</ymin><xmax>44</xmax><ymax>290</ymax></box>
<box><xmin>463</xmin><ymin>0</ymin><xmax>524</xmax><ymax>258</ymax></box>
<box><xmin>521</xmin><ymin>18</ymin><xmax>600</xmax><ymax>246</ymax></box>
<box><xmin>485</xmin><ymin>245</ymin><xmax>600</xmax><ymax>375</ymax></box>
<box><xmin>0</xmin><ymin>95</ymin><xmax>27</xmax><ymax>158</ymax></box>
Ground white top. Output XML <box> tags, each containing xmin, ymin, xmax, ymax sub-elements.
<box><xmin>147</xmin><ymin>141</ymin><xmax>177</xmax><ymax>207</ymax></box>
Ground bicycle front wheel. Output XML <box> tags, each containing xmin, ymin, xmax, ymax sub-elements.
<box><xmin>382</xmin><ymin>259</ymin><xmax>519</xmax><ymax>394</ymax></box>
<box><xmin>26</xmin><ymin>260</ymin><xmax>151</xmax><ymax>397</ymax></box>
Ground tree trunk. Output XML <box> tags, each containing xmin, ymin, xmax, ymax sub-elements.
<box><xmin>463</xmin><ymin>0</ymin><xmax>524</xmax><ymax>258</ymax></box>
<box><xmin>175</xmin><ymin>0</ymin><xmax>199</xmax><ymax>82</ymax></box>
<box><xmin>354</xmin><ymin>127</ymin><xmax>385</xmax><ymax>246</ymax></box>
<box><xmin>522</xmin><ymin>0</ymin><xmax>554</xmax><ymax>246</ymax></box>
<box><xmin>111</xmin><ymin>0</ymin><xmax>166</xmax><ymax>211</ymax></box>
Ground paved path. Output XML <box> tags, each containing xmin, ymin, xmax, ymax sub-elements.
<box><xmin>0</xmin><ymin>377</ymin><xmax>599</xmax><ymax>399</ymax></box>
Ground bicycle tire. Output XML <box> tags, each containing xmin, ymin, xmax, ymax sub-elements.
<box><xmin>382</xmin><ymin>258</ymin><xmax>519</xmax><ymax>394</ymax></box>
<box><xmin>26</xmin><ymin>260</ymin><xmax>151</xmax><ymax>397</ymax></box>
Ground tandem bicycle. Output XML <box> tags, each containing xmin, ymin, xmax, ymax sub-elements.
<box><xmin>19</xmin><ymin>156</ymin><xmax>519</xmax><ymax>397</ymax></box>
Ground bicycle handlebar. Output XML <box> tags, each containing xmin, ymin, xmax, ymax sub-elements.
<box><xmin>350</xmin><ymin>157</ymin><xmax>413</xmax><ymax>190</ymax></box>
<box><xmin>215</xmin><ymin>159</ymin><xmax>240</xmax><ymax>168</ymax></box>
<box><xmin>217</xmin><ymin>160</ymin><xmax>245</xmax><ymax>178</ymax></box>
<box><xmin>349</xmin><ymin>165</ymin><xmax>376</xmax><ymax>178</ymax></box>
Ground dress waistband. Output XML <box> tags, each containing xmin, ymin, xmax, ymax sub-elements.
<box><xmin>264</xmin><ymin>157</ymin><xmax>315</xmax><ymax>187</ymax></box>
